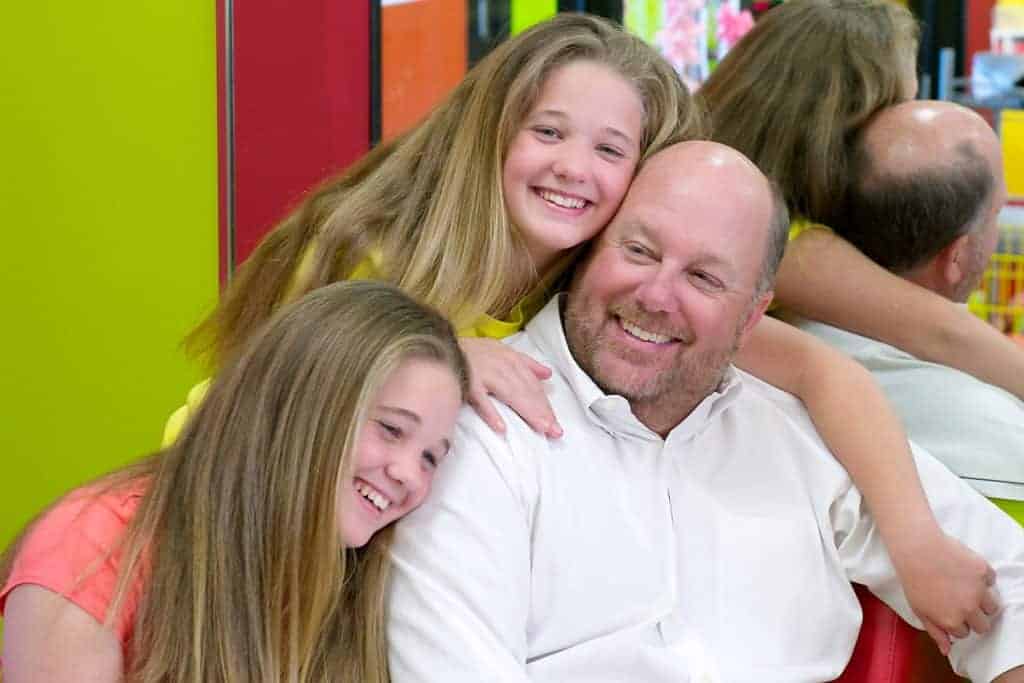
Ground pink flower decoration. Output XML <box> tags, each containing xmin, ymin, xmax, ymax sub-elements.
<box><xmin>656</xmin><ymin>4</ymin><xmax>704</xmax><ymax>69</ymax></box>
<box><xmin>717</xmin><ymin>5</ymin><xmax>755</xmax><ymax>48</ymax></box>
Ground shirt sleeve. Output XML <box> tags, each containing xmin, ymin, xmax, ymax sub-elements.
<box><xmin>161</xmin><ymin>377</ymin><xmax>212</xmax><ymax>447</ymax></box>
<box><xmin>832</xmin><ymin>444</ymin><xmax>1024</xmax><ymax>682</ymax></box>
<box><xmin>387</xmin><ymin>410</ymin><xmax>536</xmax><ymax>682</ymax></box>
<box><xmin>0</xmin><ymin>488</ymin><xmax>139</xmax><ymax>646</ymax></box>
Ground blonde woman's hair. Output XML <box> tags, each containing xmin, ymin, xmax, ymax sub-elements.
<box><xmin>190</xmin><ymin>12</ymin><xmax>706</xmax><ymax>369</ymax></box>
<box><xmin>700</xmin><ymin>0</ymin><xmax>919</xmax><ymax>223</ymax></box>
<box><xmin>2</xmin><ymin>280</ymin><xmax>469</xmax><ymax>683</ymax></box>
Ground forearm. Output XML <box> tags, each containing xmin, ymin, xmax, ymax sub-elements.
<box><xmin>775</xmin><ymin>228</ymin><xmax>1024</xmax><ymax>399</ymax></box>
<box><xmin>995</xmin><ymin>666</ymin><xmax>1024</xmax><ymax>683</ymax></box>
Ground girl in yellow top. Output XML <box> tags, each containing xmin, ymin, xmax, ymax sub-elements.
<box><xmin>177</xmin><ymin>13</ymin><xmax>992</xmax><ymax>648</ymax></box>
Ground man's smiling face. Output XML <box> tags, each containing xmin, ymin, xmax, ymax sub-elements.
<box><xmin>563</xmin><ymin>143</ymin><xmax>774</xmax><ymax>430</ymax></box>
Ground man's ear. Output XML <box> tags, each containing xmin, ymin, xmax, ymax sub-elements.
<box><xmin>737</xmin><ymin>290</ymin><xmax>774</xmax><ymax>349</ymax></box>
<box><xmin>937</xmin><ymin>233</ymin><xmax>972</xmax><ymax>290</ymax></box>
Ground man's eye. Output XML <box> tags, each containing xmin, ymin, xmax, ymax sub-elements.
<box><xmin>691</xmin><ymin>271</ymin><xmax>723</xmax><ymax>290</ymax></box>
<box><xmin>422</xmin><ymin>451</ymin><xmax>439</xmax><ymax>468</ymax></box>
<box><xmin>623</xmin><ymin>242</ymin><xmax>652</xmax><ymax>259</ymax></box>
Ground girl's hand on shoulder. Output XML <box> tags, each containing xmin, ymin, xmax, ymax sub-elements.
<box><xmin>893</xmin><ymin>529</ymin><xmax>998</xmax><ymax>655</ymax></box>
<box><xmin>459</xmin><ymin>337</ymin><xmax>562</xmax><ymax>438</ymax></box>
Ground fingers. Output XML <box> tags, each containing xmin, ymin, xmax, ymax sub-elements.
<box><xmin>523</xmin><ymin>355</ymin><xmax>553</xmax><ymax>381</ymax></box>
<box><xmin>982</xmin><ymin>588</ymin><xmax>1001</xmax><ymax>617</ymax></box>
<box><xmin>459</xmin><ymin>338</ymin><xmax>562</xmax><ymax>438</ymax></box>
<box><xmin>468</xmin><ymin>384</ymin><xmax>506</xmax><ymax>434</ymax></box>
<box><xmin>490</xmin><ymin>371</ymin><xmax>562</xmax><ymax>438</ymax></box>
<box><xmin>922</xmin><ymin>617</ymin><xmax>952</xmax><ymax>656</ymax></box>
<box><xmin>966</xmin><ymin>608</ymin><xmax>992</xmax><ymax>636</ymax></box>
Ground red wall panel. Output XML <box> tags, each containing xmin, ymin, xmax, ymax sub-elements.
<box><xmin>220</xmin><ymin>0</ymin><xmax>371</xmax><ymax>273</ymax></box>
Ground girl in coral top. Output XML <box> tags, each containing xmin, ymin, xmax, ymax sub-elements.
<box><xmin>1</xmin><ymin>281</ymin><xmax>468</xmax><ymax>681</ymax></box>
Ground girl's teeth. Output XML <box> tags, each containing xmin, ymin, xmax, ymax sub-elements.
<box><xmin>539</xmin><ymin>190</ymin><xmax>586</xmax><ymax>209</ymax></box>
<box><xmin>356</xmin><ymin>482</ymin><xmax>391</xmax><ymax>511</ymax></box>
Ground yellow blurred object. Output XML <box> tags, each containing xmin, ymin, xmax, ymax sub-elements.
<box><xmin>1003</xmin><ymin>111</ymin><xmax>1024</xmax><ymax>197</ymax></box>
<box><xmin>969</xmin><ymin>223</ymin><xmax>1024</xmax><ymax>334</ymax></box>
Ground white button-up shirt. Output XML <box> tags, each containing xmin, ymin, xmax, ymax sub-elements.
<box><xmin>791</xmin><ymin>315</ymin><xmax>1024</xmax><ymax>500</ymax></box>
<box><xmin>388</xmin><ymin>296</ymin><xmax>1024</xmax><ymax>683</ymax></box>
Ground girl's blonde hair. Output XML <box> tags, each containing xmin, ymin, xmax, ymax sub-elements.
<box><xmin>700</xmin><ymin>0</ymin><xmax>919</xmax><ymax>222</ymax></box>
<box><xmin>192</xmin><ymin>12</ymin><xmax>705</xmax><ymax>369</ymax></box>
<box><xmin>2</xmin><ymin>280</ymin><xmax>469</xmax><ymax>682</ymax></box>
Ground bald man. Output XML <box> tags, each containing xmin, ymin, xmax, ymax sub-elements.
<box><xmin>790</xmin><ymin>101</ymin><xmax>1024</xmax><ymax>503</ymax></box>
<box><xmin>387</xmin><ymin>141</ymin><xmax>1024</xmax><ymax>682</ymax></box>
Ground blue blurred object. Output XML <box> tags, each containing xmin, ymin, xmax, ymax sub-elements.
<box><xmin>971</xmin><ymin>52</ymin><xmax>1024</xmax><ymax>102</ymax></box>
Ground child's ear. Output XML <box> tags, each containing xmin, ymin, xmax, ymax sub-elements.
<box><xmin>938</xmin><ymin>233</ymin><xmax>972</xmax><ymax>289</ymax></box>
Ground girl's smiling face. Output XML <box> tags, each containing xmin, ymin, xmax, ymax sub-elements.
<box><xmin>338</xmin><ymin>358</ymin><xmax>462</xmax><ymax>548</ymax></box>
<box><xmin>502</xmin><ymin>59</ymin><xmax>645</xmax><ymax>275</ymax></box>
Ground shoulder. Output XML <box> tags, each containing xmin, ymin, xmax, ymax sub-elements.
<box><xmin>441</xmin><ymin>404</ymin><xmax>549</xmax><ymax>510</ymax></box>
<box><xmin>7</xmin><ymin>485</ymin><xmax>141</xmax><ymax>571</ymax></box>
<box><xmin>726</xmin><ymin>368</ymin><xmax>846</xmax><ymax>471</ymax></box>
<box><xmin>0</xmin><ymin>483</ymin><xmax>145</xmax><ymax>640</ymax></box>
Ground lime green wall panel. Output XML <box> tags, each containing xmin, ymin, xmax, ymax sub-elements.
<box><xmin>0</xmin><ymin>1</ymin><xmax>218</xmax><ymax>552</ymax></box>
<box><xmin>993</xmin><ymin>498</ymin><xmax>1024</xmax><ymax>527</ymax></box>
<box><xmin>511</xmin><ymin>0</ymin><xmax>557</xmax><ymax>34</ymax></box>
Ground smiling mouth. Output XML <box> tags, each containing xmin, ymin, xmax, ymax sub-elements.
<box><xmin>355</xmin><ymin>479</ymin><xmax>392</xmax><ymax>512</ymax></box>
<box><xmin>535</xmin><ymin>188</ymin><xmax>589</xmax><ymax>210</ymax></box>
<box><xmin>618</xmin><ymin>317</ymin><xmax>678</xmax><ymax>345</ymax></box>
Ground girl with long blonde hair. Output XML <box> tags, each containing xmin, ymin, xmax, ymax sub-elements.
<box><xmin>169</xmin><ymin>11</ymin><xmax>990</xmax><ymax>651</ymax></box>
<box><xmin>1</xmin><ymin>280</ymin><xmax>469</xmax><ymax>682</ymax></box>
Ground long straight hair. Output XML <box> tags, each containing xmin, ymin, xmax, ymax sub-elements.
<box><xmin>1</xmin><ymin>281</ymin><xmax>469</xmax><ymax>682</ymax></box>
<box><xmin>189</xmin><ymin>13</ymin><xmax>705</xmax><ymax>370</ymax></box>
<box><xmin>700</xmin><ymin>0</ymin><xmax>919</xmax><ymax>223</ymax></box>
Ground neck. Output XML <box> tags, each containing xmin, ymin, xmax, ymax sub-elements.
<box><xmin>630</xmin><ymin>380</ymin><xmax>720</xmax><ymax>438</ymax></box>
<box><xmin>901</xmin><ymin>265</ymin><xmax>953</xmax><ymax>301</ymax></box>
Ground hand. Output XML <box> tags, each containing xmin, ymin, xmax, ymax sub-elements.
<box><xmin>892</xmin><ymin>529</ymin><xmax>998</xmax><ymax>655</ymax></box>
<box><xmin>459</xmin><ymin>337</ymin><xmax>562</xmax><ymax>438</ymax></box>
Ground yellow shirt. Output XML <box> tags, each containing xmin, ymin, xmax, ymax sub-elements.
<box><xmin>788</xmin><ymin>217</ymin><xmax>831</xmax><ymax>242</ymax></box>
<box><xmin>161</xmin><ymin>244</ymin><xmax>549</xmax><ymax>445</ymax></box>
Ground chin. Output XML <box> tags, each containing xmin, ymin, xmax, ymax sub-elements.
<box><xmin>341</xmin><ymin>527</ymin><xmax>374</xmax><ymax>549</ymax></box>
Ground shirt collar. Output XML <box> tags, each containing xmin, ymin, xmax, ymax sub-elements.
<box><xmin>524</xmin><ymin>294</ymin><xmax>745</xmax><ymax>443</ymax></box>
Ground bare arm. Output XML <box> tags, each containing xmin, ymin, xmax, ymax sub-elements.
<box><xmin>735</xmin><ymin>317</ymin><xmax>996</xmax><ymax>653</ymax></box>
<box><xmin>2</xmin><ymin>585</ymin><xmax>123</xmax><ymax>683</ymax></box>
<box><xmin>996</xmin><ymin>667</ymin><xmax>1024</xmax><ymax>683</ymax></box>
<box><xmin>775</xmin><ymin>228</ymin><xmax>1024</xmax><ymax>399</ymax></box>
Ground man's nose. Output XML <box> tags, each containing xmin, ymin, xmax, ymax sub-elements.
<box><xmin>634</xmin><ymin>269</ymin><xmax>679</xmax><ymax>313</ymax></box>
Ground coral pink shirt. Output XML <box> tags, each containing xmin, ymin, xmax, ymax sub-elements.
<box><xmin>0</xmin><ymin>484</ymin><xmax>145</xmax><ymax>659</ymax></box>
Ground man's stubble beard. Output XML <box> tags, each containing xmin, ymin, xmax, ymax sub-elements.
<box><xmin>563</xmin><ymin>296</ymin><xmax>741</xmax><ymax>419</ymax></box>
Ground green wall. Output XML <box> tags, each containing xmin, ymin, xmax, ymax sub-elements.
<box><xmin>0</xmin><ymin>1</ymin><xmax>218</xmax><ymax>551</ymax></box>
<box><xmin>511</xmin><ymin>0</ymin><xmax>557</xmax><ymax>34</ymax></box>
